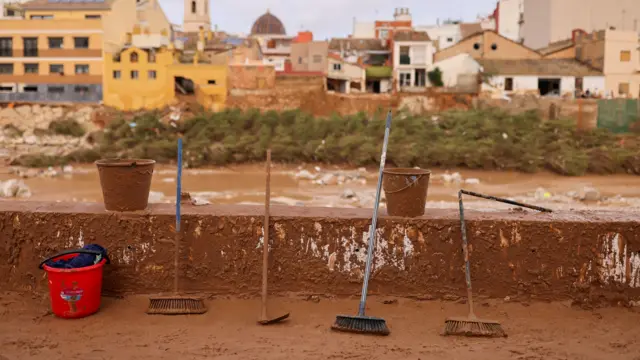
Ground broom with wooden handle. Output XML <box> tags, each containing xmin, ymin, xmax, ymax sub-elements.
<box><xmin>442</xmin><ymin>190</ymin><xmax>551</xmax><ymax>337</ymax></box>
<box><xmin>258</xmin><ymin>149</ymin><xmax>290</xmax><ymax>325</ymax></box>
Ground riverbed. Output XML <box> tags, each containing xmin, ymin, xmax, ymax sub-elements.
<box><xmin>1</xmin><ymin>164</ymin><xmax>640</xmax><ymax>211</ymax></box>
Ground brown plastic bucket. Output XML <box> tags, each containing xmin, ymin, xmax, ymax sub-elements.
<box><xmin>382</xmin><ymin>168</ymin><xmax>431</xmax><ymax>217</ymax></box>
<box><xmin>95</xmin><ymin>159</ymin><xmax>155</xmax><ymax>211</ymax></box>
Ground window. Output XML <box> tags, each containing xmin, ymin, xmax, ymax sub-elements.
<box><xmin>298</xmin><ymin>56</ymin><xmax>302</xmax><ymax>64</ymax></box>
<box><xmin>379</xmin><ymin>29</ymin><xmax>389</xmax><ymax>40</ymax></box>
<box><xmin>47</xmin><ymin>86</ymin><xmax>64</xmax><ymax>93</ymax></box>
<box><xmin>148</xmin><ymin>70</ymin><xmax>156</xmax><ymax>79</ymax></box>
<box><xmin>131</xmin><ymin>70</ymin><xmax>139</xmax><ymax>79</ymax></box>
<box><xmin>333</xmin><ymin>63</ymin><xmax>342</xmax><ymax>71</ymax></box>
<box><xmin>74</xmin><ymin>86</ymin><xmax>90</xmax><ymax>93</ymax></box>
<box><xmin>446</xmin><ymin>37</ymin><xmax>453</xmax><ymax>42</ymax></box>
<box><xmin>75</xmin><ymin>64</ymin><xmax>89</xmax><ymax>74</ymax></box>
<box><xmin>491</xmin><ymin>43</ymin><xmax>498</xmax><ymax>50</ymax></box>
<box><xmin>48</xmin><ymin>37</ymin><xmax>63</xmax><ymax>49</ymax></box>
<box><xmin>0</xmin><ymin>64</ymin><xmax>13</xmax><ymax>74</ymax></box>
<box><xmin>85</xmin><ymin>15</ymin><xmax>101</xmax><ymax>19</ymax></box>
<box><xmin>30</xmin><ymin>15</ymin><xmax>53</xmax><ymax>19</ymax></box>
<box><xmin>148</xmin><ymin>51</ymin><xmax>156</xmax><ymax>63</ymax></box>
<box><xmin>191</xmin><ymin>0</ymin><xmax>196</xmax><ymax>13</ymax></box>
<box><xmin>130</xmin><ymin>52</ymin><xmax>138</xmax><ymax>63</ymax></box>
<box><xmin>49</xmin><ymin>64</ymin><xmax>64</xmax><ymax>74</ymax></box>
<box><xmin>23</xmin><ymin>37</ymin><xmax>38</xmax><ymax>57</ymax></box>
<box><xmin>0</xmin><ymin>38</ymin><xmax>12</xmax><ymax>57</ymax></box>
<box><xmin>6</xmin><ymin>9</ymin><xmax>14</xmax><ymax>16</ymax></box>
<box><xmin>399</xmin><ymin>72</ymin><xmax>411</xmax><ymax>86</ymax></box>
<box><xmin>399</xmin><ymin>46</ymin><xmax>410</xmax><ymax>65</ymax></box>
<box><xmin>23</xmin><ymin>85</ymin><xmax>38</xmax><ymax>92</ymax></box>
<box><xmin>24</xmin><ymin>63</ymin><xmax>38</xmax><ymax>74</ymax></box>
<box><xmin>113</xmin><ymin>70</ymin><xmax>121</xmax><ymax>79</ymax></box>
<box><xmin>0</xmin><ymin>86</ymin><xmax>13</xmax><ymax>92</ymax></box>
<box><xmin>74</xmin><ymin>37</ymin><xmax>89</xmax><ymax>49</ymax></box>
<box><xmin>619</xmin><ymin>82</ymin><xmax>630</xmax><ymax>95</ymax></box>
<box><xmin>207</xmin><ymin>80</ymin><xmax>216</xmax><ymax>84</ymax></box>
<box><xmin>505</xmin><ymin>77</ymin><xmax>514</xmax><ymax>91</ymax></box>
<box><xmin>313</xmin><ymin>54</ymin><xmax>322</xmax><ymax>63</ymax></box>
<box><xmin>473</xmin><ymin>43</ymin><xmax>481</xmax><ymax>50</ymax></box>
<box><xmin>620</xmin><ymin>50</ymin><xmax>631</xmax><ymax>62</ymax></box>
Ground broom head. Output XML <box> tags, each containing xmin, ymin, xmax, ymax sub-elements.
<box><xmin>147</xmin><ymin>296</ymin><xmax>207</xmax><ymax>315</ymax></box>
<box><xmin>442</xmin><ymin>316</ymin><xmax>506</xmax><ymax>338</ymax></box>
<box><xmin>258</xmin><ymin>312</ymin><xmax>290</xmax><ymax>325</ymax></box>
<box><xmin>331</xmin><ymin>315</ymin><xmax>390</xmax><ymax>336</ymax></box>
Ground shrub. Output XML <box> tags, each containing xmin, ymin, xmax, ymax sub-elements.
<box><xmin>49</xmin><ymin>119</ymin><xmax>86</xmax><ymax>137</ymax></box>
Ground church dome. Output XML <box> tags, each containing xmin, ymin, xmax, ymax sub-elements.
<box><xmin>250</xmin><ymin>10</ymin><xmax>286</xmax><ymax>35</ymax></box>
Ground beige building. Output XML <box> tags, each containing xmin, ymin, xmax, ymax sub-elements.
<box><xmin>290</xmin><ymin>41</ymin><xmax>328</xmax><ymax>73</ymax></box>
<box><xmin>434</xmin><ymin>30</ymin><xmax>541</xmax><ymax>63</ymax></box>
<box><xmin>326</xmin><ymin>53</ymin><xmax>365</xmax><ymax>93</ymax></box>
<box><xmin>522</xmin><ymin>0</ymin><xmax>640</xmax><ymax>50</ymax></box>
<box><xmin>575</xmin><ymin>29</ymin><xmax>640</xmax><ymax>98</ymax></box>
<box><xmin>183</xmin><ymin>0</ymin><xmax>210</xmax><ymax>33</ymax></box>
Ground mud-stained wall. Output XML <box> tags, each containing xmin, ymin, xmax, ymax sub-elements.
<box><xmin>0</xmin><ymin>202</ymin><xmax>638</xmax><ymax>305</ymax></box>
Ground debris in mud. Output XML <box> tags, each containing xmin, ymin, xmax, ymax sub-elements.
<box><xmin>306</xmin><ymin>295</ymin><xmax>320</xmax><ymax>303</ymax></box>
<box><xmin>381</xmin><ymin>298</ymin><xmax>399</xmax><ymax>305</ymax></box>
<box><xmin>579</xmin><ymin>186</ymin><xmax>601</xmax><ymax>202</ymax></box>
<box><xmin>464</xmin><ymin>178</ymin><xmax>481</xmax><ymax>185</ymax></box>
<box><xmin>341</xmin><ymin>189</ymin><xmax>357</xmax><ymax>199</ymax></box>
<box><xmin>0</xmin><ymin>179</ymin><xmax>31</xmax><ymax>198</ymax></box>
<box><xmin>442</xmin><ymin>172</ymin><xmax>463</xmax><ymax>184</ymax></box>
<box><xmin>294</xmin><ymin>170</ymin><xmax>316</xmax><ymax>181</ymax></box>
<box><xmin>442</xmin><ymin>294</ymin><xmax>460</xmax><ymax>301</ymax></box>
<box><xmin>191</xmin><ymin>197</ymin><xmax>211</xmax><ymax>206</ymax></box>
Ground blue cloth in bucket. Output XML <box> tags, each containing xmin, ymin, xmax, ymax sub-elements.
<box><xmin>46</xmin><ymin>244</ymin><xmax>108</xmax><ymax>269</ymax></box>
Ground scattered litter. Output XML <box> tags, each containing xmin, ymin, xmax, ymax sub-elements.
<box><xmin>191</xmin><ymin>197</ymin><xmax>211</xmax><ymax>206</ymax></box>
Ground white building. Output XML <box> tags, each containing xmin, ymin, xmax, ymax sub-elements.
<box><xmin>415</xmin><ymin>23</ymin><xmax>461</xmax><ymax>51</ymax></box>
<box><xmin>479</xmin><ymin>59</ymin><xmax>605</xmax><ymax>97</ymax></box>
<box><xmin>497</xmin><ymin>0</ymin><xmax>524</xmax><ymax>42</ymax></box>
<box><xmin>393</xmin><ymin>31</ymin><xmax>435</xmax><ymax>91</ymax></box>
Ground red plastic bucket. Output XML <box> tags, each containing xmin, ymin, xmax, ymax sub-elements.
<box><xmin>39</xmin><ymin>250</ymin><xmax>109</xmax><ymax>319</ymax></box>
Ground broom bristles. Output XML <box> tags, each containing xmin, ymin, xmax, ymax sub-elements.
<box><xmin>147</xmin><ymin>296</ymin><xmax>207</xmax><ymax>315</ymax></box>
<box><xmin>332</xmin><ymin>315</ymin><xmax>390</xmax><ymax>336</ymax></box>
<box><xmin>442</xmin><ymin>317</ymin><xmax>507</xmax><ymax>338</ymax></box>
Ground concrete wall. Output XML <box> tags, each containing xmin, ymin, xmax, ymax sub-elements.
<box><xmin>434</xmin><ymin>31</ymin><xmax>541</xmax><ymax>63</ymax></box>
<box><xmin>416</xmin><ymin>24</ymin><xmax>461</xmax><ymax>51</ymax></box>
<box><xmin>433</xmin><ymin>53</ymin><xmax>482</xmax><ymax>88</ymax></box>
<box><xmin>1</xmin><ymin>202</ymin><xmax>638</xmax><ymax>305</ymax></box>
<box><xmin>327</xmin><ymin>58</ymin><xmax>365</xmax><ymax>82</ymax></box>
<box><xmin>584</xmin><ymin>76</ymin><xmax>606</xmax><ymax>96</ymax></box>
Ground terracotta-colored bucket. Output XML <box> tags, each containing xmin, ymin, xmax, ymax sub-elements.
<box><xmin>382</xmin><ymin>168</ymin><xmax>431</xmax><ymax>217</ymax></box>
<box><xmin>95</xmin><ymin>159</ymin><xmax>155</xmax><ymax>211</ymax></box>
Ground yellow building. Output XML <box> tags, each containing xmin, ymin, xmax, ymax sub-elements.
<box><xmin>0</xmin><ymin>0</ymin><xmax>172</xmax><ymax>103</ymax></box>
<box><xmin>103</xmin><ymin>29</ymin><xmax>227</xmax><ymax>111</ymax></box>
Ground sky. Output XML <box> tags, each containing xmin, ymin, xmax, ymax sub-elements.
<box><xmin>158</xmin><ymin>0</ymin><xmax>499</xmax><ymax>39</ymax></box>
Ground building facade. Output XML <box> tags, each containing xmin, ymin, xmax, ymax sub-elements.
<box><xmin>392</xmin><ymin>31</ymin><xmax>434</xmax><ymax>91</ymax></box>
<box><xmin>495</xmin><ymin>0</ymin><xmax>524</xmax><ymax>43</ymax></box>
<box><xmin>434</xmin><ymin>30</ymin><xmax>541</xmax><ymax>63</ymax></box>
<box><xmin>290</xmin><ymin>41</ymin><xmax>328</xmax><ymax>73</ymax></box>
<box><xmin>522</xmin><ymin>0</ymin><xmax>640</xmax><ymax>49</ymax></box>
<box><xmin>326</xmin><ymin>53</ymin><xmax>365</xmax><ymax>93</ymax></box>
<box><xmin>575</xmin><ymin>29</ymin><xmax>640</xmax><ymax>98</ymax></box>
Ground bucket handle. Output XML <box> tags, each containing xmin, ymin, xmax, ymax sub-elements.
<box><xmin>383</xmin><ymin>174</ymin><xmax>424</xmax><ymax>194</ymax></box>
<box><xmin>38</xmin><ymin>249</ymin><xmax>111</xmax><ymax>269</ymax></box>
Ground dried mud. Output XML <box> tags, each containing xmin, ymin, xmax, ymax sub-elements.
<box><xmin>0</xmin><ymin>202</ymin><xmax>639</xmax><ymax>307</ymax></box>
<box><xmin>1</xmin><ymin>292</ymin><xmax>640</xmax><ymax>360</ymax></box>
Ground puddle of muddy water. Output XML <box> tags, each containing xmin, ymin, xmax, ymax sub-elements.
<box><xmin>1</xmin><ymin>164</ymin><xmax>640</xmax><ymax>211</ymax></box>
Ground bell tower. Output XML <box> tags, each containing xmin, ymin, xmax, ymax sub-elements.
<box><xmin>183</xmin><ymin>0</ymin><xmax>211</xmax><ymax>32</ymax></box>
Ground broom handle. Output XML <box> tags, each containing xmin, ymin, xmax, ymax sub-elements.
<box><xmin>358</xmin><ymin>110</ymin><xmax>392</xmax><ymax>317</ymax></box>
<box><xmin>458</xmin><ymin>190</ymin><xmax>476</xmax><ymax>319</ymax></box>
<box><xmin>174</xmin><ymin>137</ymin><xmax>183</xmax><ymax>295</ymax></box>
<box><xmin>460</xmin><ymin>190</ymin><xmax>552</xmax><ymax>213</ymax></box>
<box><xmin>261</xmin><ymin>149</ymin><xmax>271</xmax><ymax>320</ymax></box>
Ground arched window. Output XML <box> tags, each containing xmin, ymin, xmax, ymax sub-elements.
<box><xmin>191</xmin><ymin>0</ymin><xmax>196</xmax><ymax>14</ymax></box>
<box><xmin>130</xmin><ymin>51</ymin><xmax>138</xmax><ymax>63</ymax></box>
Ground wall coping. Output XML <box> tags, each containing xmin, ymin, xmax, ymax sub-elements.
<box><xmin>0</xmin><ymin>200</ymin><xmax>636</xmax><ymax>223</ymax></box>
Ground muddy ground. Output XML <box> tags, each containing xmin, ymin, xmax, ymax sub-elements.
<box><xmin>1</xmin><ymin>292</ymin><xmax>639</xmax><ymax>360</ymax></box>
